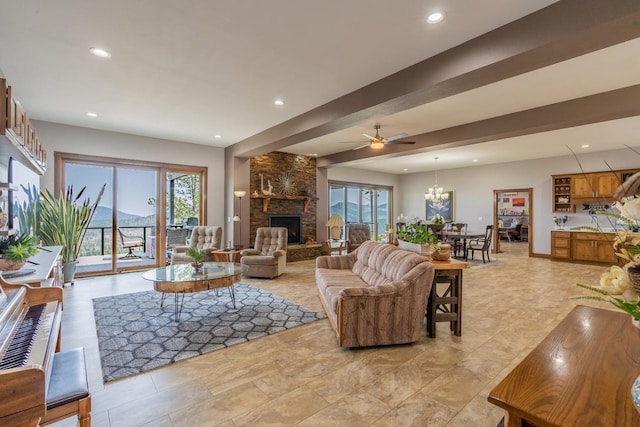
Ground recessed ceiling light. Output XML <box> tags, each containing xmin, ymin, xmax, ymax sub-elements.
<box><xmin>403</xmin><ymin>168</ymin><xmax>409</xmax><ymax>172</ymax></box>
<box><xmin>427</xmin><ymin>12</ymin><xmax>445</xmax><ymax>24</ymax></box>
<box><xmin>87</xmin><ymin>112</ymin><xmax>97</xmax><ymax>117</ymax></box>
<box><xmin>214</xmin><ymin>134</ymin><xmax>222</xmax><ymax>139</ymax></box>
<box><xmin>89</xmin><ymin>47</ymin><xmax>112</xmax><ymax>58</ymax></box>
<box><xmin>473</xmin><ymin>159</ymin><xmax>479</xmax><ymax>162</ymax></box>
<box><xmin>581</xmin><ymin>144</ymin><xmax>590</xmax><ymax>148</ymax></box>
<box><xmin>273</xmin><ymin>99</ymin><xmax>285</xmax><ymax>106</ymax></box>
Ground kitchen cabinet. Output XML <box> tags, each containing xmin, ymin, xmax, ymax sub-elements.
<box><xmin>551</xmin><ymin>231</ymin><xmax>617</xmax><ymax>264</ymax></box>
<box><xmin>550</xmin><ymin>231</ymin><xmax>571</xmax><ymax>259</ymax></box>
<box><xmin>572</xmin><ymin>172</ymin><xmax>619</xmax><ymax>200</ymax></box>
<box><xmin>552</xmin><ymin>175</ymin><xmax>572</xmax><ymax>213</ymax></box>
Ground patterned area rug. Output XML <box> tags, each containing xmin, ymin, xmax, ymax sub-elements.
<box><xmin>93</xmin><ymin>283</ymin><xmax>325</xmax><ymax>382</ymax></box>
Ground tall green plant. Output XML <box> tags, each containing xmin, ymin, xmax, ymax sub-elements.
<box><xmin>39</xmin><ymin>185</ymin><xmax>105</xmax><ymax>263</ymax></box>
<box><xmin>14</xmin><ymin>184</ymin><xmax>41</xmax><ymax>240</ymax></box>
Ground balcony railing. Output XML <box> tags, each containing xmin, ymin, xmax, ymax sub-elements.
<box><xmin>81</xmin><ymin>225</ymin><xmax>155</xmax><ymax>257</ymax></box>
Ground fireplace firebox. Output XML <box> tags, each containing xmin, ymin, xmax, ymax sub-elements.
<box><xmin>269</xmin><ymin>215</ymin><xmax>302</xmax><ymax>244</ymax></box>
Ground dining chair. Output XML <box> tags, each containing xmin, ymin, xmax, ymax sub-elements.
<box><xmin>466</xmin><ymin>225</ymin><xmax>493</xmax><ymax>263</ymax></box>
<box><xmin>447</xmin><ymin>223</ymin><xmax>467</xmax><ymax>256</ymax></box>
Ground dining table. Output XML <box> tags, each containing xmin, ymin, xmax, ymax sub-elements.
<box><xmin>441</xmin><ymin>231</ymin><xmax>485</xmax><ymax>260</ymax></box>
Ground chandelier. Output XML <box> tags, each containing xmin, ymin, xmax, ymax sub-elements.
<box><xmin>425</xmin><ymin>157</ymin><xmax>449</xmax><ymax>201</ymax></box>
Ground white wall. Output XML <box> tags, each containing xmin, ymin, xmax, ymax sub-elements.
<box><xmin>31</xmin><ymin>120</ymin><xmax>226</xmax><ymax>227</ymax></box>
<box><xmin>399</xmin><ymin>147</ymin><xmax>640</xmax><ymax>255</ymax></box>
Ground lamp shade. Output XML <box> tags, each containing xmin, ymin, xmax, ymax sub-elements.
<box><xmin>234</xmin><ymin>190</ymin><xmax>246</xmax><ymax>198</ymax></box>
<box><xmin>232</xmin><ymin>216</ymin><xmax>241</xmax><ymax>222</ymax></box>
<box><xmin>326</xmin><ymin>214</ymin><xmax>345</xmax><ymax>240</ymax></box>
<box><xmin>326</xmin><ymin>214</ymin><xmax>345</xmax><ymax>227</ymax></box>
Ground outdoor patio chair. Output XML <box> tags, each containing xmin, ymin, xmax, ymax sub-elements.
<box><xmin>117</xmin><ymin>228</ymin><xmax>144</xmax><ymax>259</ymax></box>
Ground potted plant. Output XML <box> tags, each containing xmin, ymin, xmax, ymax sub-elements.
<box><xmin>186</xmin><ymin>247</ymin><xmax>206</xmax><ymax>271</ymax></box>
<box><xmin>38</xmin><ymin>185</ymin><xmax>105</xmax><ymax>283</ymax></box>
<box><xmin>0</xmin><ymin>232</ymin><xmax>39</xmax><ymax>271</ymax></box>
<box><xmin>396</xmin><ymin>220</ymin><xmax>438</xmax><ymax>256</ymax></box>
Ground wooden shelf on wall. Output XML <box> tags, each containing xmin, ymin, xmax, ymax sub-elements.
<box><xmin>250</xmin><ymin>194</ymin><xmax>318</xmax><ymax>213</ymax></box>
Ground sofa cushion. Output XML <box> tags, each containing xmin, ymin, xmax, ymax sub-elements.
<box><xmin>352</xmin><ymin>241</ymin><xmax>429</xmax><ymax>285</ymax></box>
<box><xmin>240</xmin><ymin>255</ymin><xmax>278</xmax><ymax>266</ymax></box>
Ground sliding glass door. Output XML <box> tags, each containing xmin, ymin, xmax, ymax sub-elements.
<box><xmin>57</xmin><ymin>153</ymin><xmax>206</xmax><ymax>277</ymax></box>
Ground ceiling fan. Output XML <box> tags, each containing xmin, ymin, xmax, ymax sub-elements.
<box><xmin>352</xmin><ymin>124</ymin><xmax>415</xmax><ymax>150</ymax></box>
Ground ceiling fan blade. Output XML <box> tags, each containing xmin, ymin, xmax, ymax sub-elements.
<box><xmin>362</xmin><ymin>133</ymin><xmax>375</xmax><ymax>140</ymax></box>
<box><xmin>385</xmin><ymin>132</ymin><xmax>409</xmax><ymax>142</ymax></box>
<box><xmin>352</xmin><ymin>143</ymin><xmax>371</xmax><ymax>150</ymax></box>
<box><xmin>388</xmin><ymin>140</ymin><xmax>416</xmax><ymax>145</ymax></box>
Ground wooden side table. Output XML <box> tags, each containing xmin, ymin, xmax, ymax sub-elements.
<box><xmin>427</xmin><ymin>258</ymin><xmax>469</xmax><ymax>338</ymax></box>
<box><xmin>212</xmin><ymin>250</ymin><xmax>241</xmax><ymax>263</ymax></box>
<box><xmin>325</xmin><ymin>239</ymin><xmax>346</xmax><ymax>255</ymax></box>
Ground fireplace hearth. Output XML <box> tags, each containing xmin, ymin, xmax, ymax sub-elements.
<box><xmin>269</xmin><ymin>215</ymin><xmax>302</xmax><ymax>244</ymax></box>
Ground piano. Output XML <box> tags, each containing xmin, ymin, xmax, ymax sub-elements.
<box><xmin>0</xmin><ymin>277</ymin><xmax>62</xmax><ymax>426</ymax></box>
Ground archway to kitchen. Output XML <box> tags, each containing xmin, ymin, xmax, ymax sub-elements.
<box><xmin>493</xmin><ymin>188</ymin><xmax>533</xmax><ymax>257</ymax></box>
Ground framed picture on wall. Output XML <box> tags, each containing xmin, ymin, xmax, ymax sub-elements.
<box><xmin>426</xmin><ymin>191</ymin><xmax>454</xmax><ymax>221</ymax></box>
<box><xmin>512</xmin><ymin>197</ymin><xmax>526</xmax><ymax>207</ymax></box>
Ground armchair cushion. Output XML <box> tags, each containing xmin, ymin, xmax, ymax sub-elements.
<box><xmin>345</xmin><ymin>223</ymin><xmax>371</xmax><ymax>253</ymax></box>
<box><xmin>170</xmin><ymin>226</ymin><xmax>222</xmax><ymax>264</ymax></box>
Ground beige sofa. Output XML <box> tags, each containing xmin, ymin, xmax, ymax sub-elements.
<box><xmin>315</xmin><ymin>240</ymin><xmax>435</xmax><ymax>348</ymax></box>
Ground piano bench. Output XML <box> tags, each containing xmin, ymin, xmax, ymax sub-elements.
<box><xmin>41</xmin><ymin>347</ymin><xmax>91</xmax><ymax>427</ymax></box>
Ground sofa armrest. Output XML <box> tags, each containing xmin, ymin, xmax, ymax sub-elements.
<box><xmin>339</xmin><ymin>282</ymin><xmax>406</xmax><ymax>297</ymax></box>
<box><xmin>316</xmin><ymin>254</ymin><xmax>354</xmax><ymax>269</ymax></box>
<box><xmin>241</xmin><ymin>249</ymin><xmax>260</xmax><ymax>256</ymax></box>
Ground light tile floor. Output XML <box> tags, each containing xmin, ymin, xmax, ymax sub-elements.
<box><xmin>50</xmin><ymin>243</ymin><xmax>609</xmax><ymax>426</ymax></box>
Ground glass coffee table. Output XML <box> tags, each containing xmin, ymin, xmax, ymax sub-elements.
<box><xmin>142</xmin><ymin>262</ymin><xmax>247</xmax><ymax>321</ymax></box>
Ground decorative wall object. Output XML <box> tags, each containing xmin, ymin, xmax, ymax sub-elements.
<box><xmin>426</xmin><ymin>191</ymin><xmax>454</xmax><ymax>221</ymax></box>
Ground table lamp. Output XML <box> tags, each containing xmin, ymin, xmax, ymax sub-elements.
<box><xmin>326</xmin><ymin>214</ymin><xmax>345</xmax><ymax>240</ymax></box>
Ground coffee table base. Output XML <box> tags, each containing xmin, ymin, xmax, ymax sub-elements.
<box><xmin>160</xmin><ymin>284</ymin><xmax>236</xmax><ymax>321</ymax></box>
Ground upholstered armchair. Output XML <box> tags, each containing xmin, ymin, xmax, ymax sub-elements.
<box><xmin>171</xmin><ymin>226</ymin><xmax>223</xmax><ymax>265</ymax></box>
<box><xmin>345</xmin><ymin>223</ymin><xmax>371</xmax><ymax>253</ymax></box>
<box><xmin>240</xmin><ymin>227</ymin><xmax>288</xmax><ymax>278</ymax></box>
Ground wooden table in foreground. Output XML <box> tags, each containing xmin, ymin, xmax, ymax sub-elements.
<box><xmin>488</xmin><ymin>305</ymin><xmax>640</xmax><ymax>427</ymax></box>
<box><xmin>427</xmin><ymin>258</ymin><xmax>469</xmax><ymax>338</ymax></box>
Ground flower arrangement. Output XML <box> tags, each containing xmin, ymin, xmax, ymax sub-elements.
<box><xmin>397</xmin><ymin>220</ymin><xmax>438</xmax><ymax>245</ymax></box>
<box><xmin>572</xmin><ymin>172</ymin><xmax>640</xmax><ymax>319</ymax></box>
<box><xmin>431</xmin><ymin>214</ymin><xmax>445</xmax><ymax>225</ymax></box>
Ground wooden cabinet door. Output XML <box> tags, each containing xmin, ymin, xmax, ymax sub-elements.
<box><xmin>596</xmin><ymin>241</ymin><xmax>618</xmax><ymax>264</ymax></box>
<box><xmin>572</xmin><ymin>239</ymin><xmax>596</xmax><ymax>261</ymax></box>
<box><xmin>572</xmin><ymin>174</ymin><xmax>595</xmax><ymax>198</ymax></box>
<box><xmin>595</xmin><ymin>173</ymin><xmax>620</xmax><ymax>198</ymax></box>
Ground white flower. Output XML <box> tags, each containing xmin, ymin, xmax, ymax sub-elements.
<box><xmin>616</xmin><ymin>198</ymin><xmax>640</xmax><ymax>222</ymax></box>
<box><xmin>599</xmin><ymin>265</ymin><xmax>632</xmax><ymax>294</ymax></box>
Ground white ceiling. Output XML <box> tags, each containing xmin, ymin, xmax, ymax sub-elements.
<box><xmin>0</xmin><ymin>0</ymin><xmax>637</xmax><ymax>174</ymax></box>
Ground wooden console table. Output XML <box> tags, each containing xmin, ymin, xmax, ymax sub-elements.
<box><xmin>488</xmin><ymin>305</ymin><xmax>640</xmax><ymax>426</ymax></box>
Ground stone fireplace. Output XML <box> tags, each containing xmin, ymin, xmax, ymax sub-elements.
<box><xmin>248</xmin><ymin>152</ymin><xmax>321</xmax><ymax>261</ymax></box>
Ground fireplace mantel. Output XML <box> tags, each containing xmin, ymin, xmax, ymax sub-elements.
<box><xmin>251</xmin><ymin>194</ymin><xmax>318</xmax><ymax>213</ymax></box>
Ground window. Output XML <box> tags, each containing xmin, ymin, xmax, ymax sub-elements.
<box><xmin>328</xmin><ymin>181</ymin><xmax>392</xmax><ymax>241</ymax></box>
